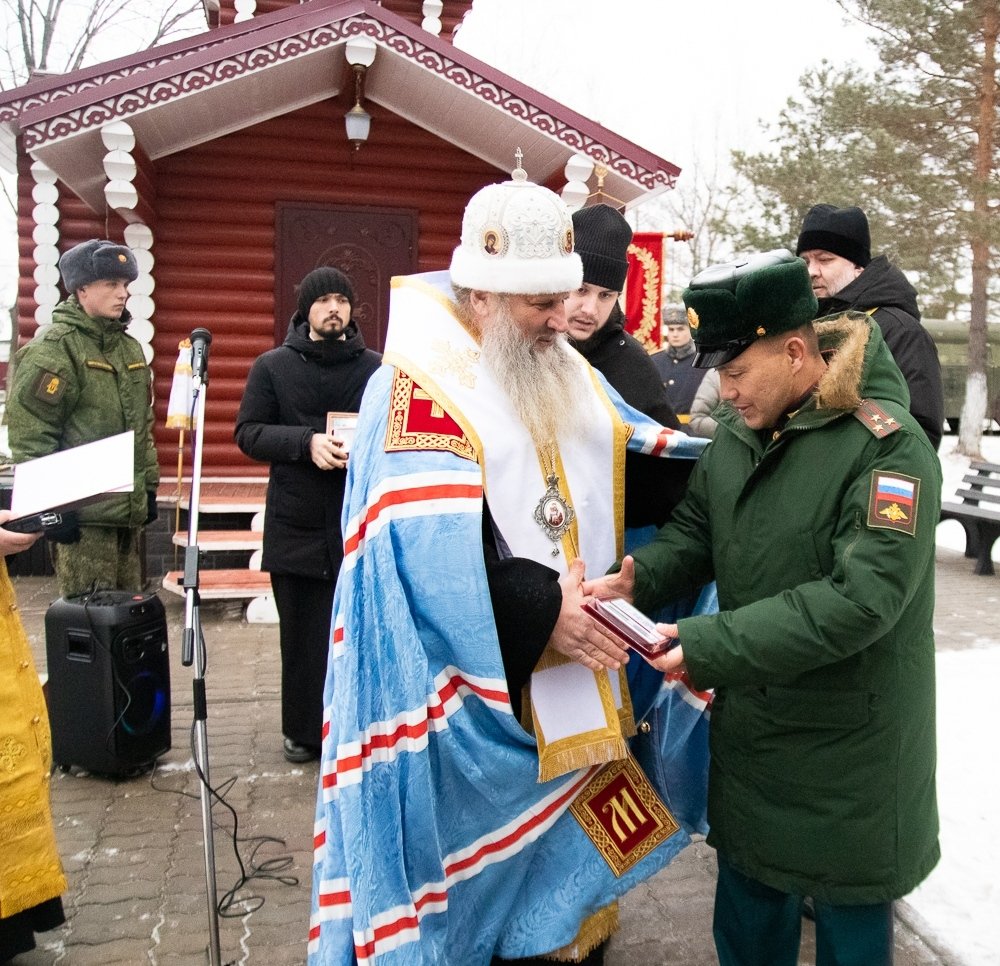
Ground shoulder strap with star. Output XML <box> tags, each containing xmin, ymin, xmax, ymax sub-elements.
<box><xmin>853</xmin><ymin>399</ymin><xmax>901</xmax><ymax>438</ymax></box>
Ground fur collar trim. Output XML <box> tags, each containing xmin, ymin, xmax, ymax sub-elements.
<box><xmin>813</xmin><ymin>314</ymin><xmax>870</xmax><ymax>413</ymax></box>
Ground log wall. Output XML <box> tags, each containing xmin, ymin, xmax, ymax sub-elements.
<box><xmin>15</xmin><ymin>101</ymin><xmax>499</xmax><ymax>476</ymax></box>
<box><xmin>150</xmin><ymin>97</ymin><xmax>496</xmax><ymax>475</ymax></box>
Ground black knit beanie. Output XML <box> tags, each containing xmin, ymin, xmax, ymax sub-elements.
<box><xmin>571</xmin><ymin>204</ymin><xmax>632</xmax><ymax>291</ymax></box>
<box><xmin>296</xmin><ymin>266</ymin><xmax>355</xmax><ymax>318</ymax></box>
<box><xmin>795</xmin><ymin>204</ymin><xmax>871</xmax><ymax>267</ymax></box>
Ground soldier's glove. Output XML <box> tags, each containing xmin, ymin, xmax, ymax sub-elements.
<box><xmin>45</xmin><ymin>511</ymin><xmax>81</xmax><ymax>545</ymax></box>
<box><xmin>145</xmin><ymin>491</ymin><xmax>158</xmax><ymax>525</ymax></box>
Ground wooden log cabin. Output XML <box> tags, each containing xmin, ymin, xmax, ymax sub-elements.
<box><xmin>0</xmin><ymin>0</ymin><xmax>681</xmax><ymax>596</ymax></box>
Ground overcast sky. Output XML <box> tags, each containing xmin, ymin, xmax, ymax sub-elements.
<box><xmin>1</xmin><ymin>0</ymin><xmax>880</xmax><ymax>314</ymax></box>
<box><xmin>456</xmin><ymin>0</ymin><xmax>878</xmax><ymax>176</ymax></box>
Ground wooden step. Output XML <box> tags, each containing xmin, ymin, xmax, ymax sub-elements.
<box><xmin>172</xmin><ymin>530</ymin><xmax>263</xmax><ymax>550</ymax></box>
<box><xmin>158</xmin><ymin>479</ymin><xmax>267</xmax><ymax>513</ymax></box>
<box><xmin>161</xmin><ymin>568</ymin><xmax>271</xmax><ymax>599</ymax></box>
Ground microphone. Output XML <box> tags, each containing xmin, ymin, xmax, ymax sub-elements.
<box><xmin>190</xmin><ymin>328</ymin><xmax>212</xmax><ymax>384</ymax></box>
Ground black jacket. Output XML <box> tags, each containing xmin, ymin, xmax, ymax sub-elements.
<box><xmin>569</xmin><ymin>304</ymin><xmax>680</xmax><ymax>430</ymax></box>
<box><xmin>235</xmin><ymin>315</ymin><xmax>382</xmax><ymax>579</ymax></box>
<box><xmin>817</xmin><ymin>255</ymin><xmax>944</xmax><ymax>449</ymax></box>
<box><xmin>650</xmin><ymin>341</ymin><xmax>707</xmax><ymax>417</ymax></box>
<box><xmin>570</xmin><ymin>304</ymin><xmax>691</xmax><ymax>530</ymax></box>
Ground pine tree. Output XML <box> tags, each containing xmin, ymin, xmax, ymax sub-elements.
<box><xmin>728</xmin><ymin>0</ymin><xmax>999</xmax><ymax>454</ymax></box>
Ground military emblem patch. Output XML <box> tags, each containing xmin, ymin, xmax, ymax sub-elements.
<box><xmin>33</xmin><ymin>370</ymin><xmax>66</xmax><ymax>404</ymax></box>
<box><xmin>867</xmin><ymin>471</ymin><xmax>920</xmax><ymax>536</ymax></box>
<box><xmin>569</xmin><ymin>754</ymin><xmax>680</xmax><ymax>877</ymax></box>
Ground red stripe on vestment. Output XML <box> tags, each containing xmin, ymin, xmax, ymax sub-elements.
<box><xmin>445</xmin><ymin>770</ymin><xmax>593</xmax><ymax>876</ymax></box>
<box><xmin>649</xmin><ymin>429</ymin><xmax>673</xmax><ymax>457</ymax></box>
<box><xmin>665</xmin><ymin>670</ymin><xmax>713</xmax><ymax>707</ymax></box>
<box><xmin>321</xmin><ymin>671</ymin><xmax>509</xmax><ymax>790</ymax></box>
<box><xmin>344</xmin><ymin>482</ymin><xmax>482</xmax><ymax>555</ymax></box>
<box><xmin>354</xmin><ymin>912</ymin><xmax>418</xmax><ymax>960</ymax></box>
<box><xmin>322</xmin><ymin>746</ymin><xmax>363</xmax><ymax>790</ymax></box>
<box><xmin>438</xmin><ymin>672</ymin><xmax>509</xmax><ymax>707</ymax></box>
<box><xmin>318</xmin><ymin>886</ymin><xmax>352</xmax><ymax>908</ymax></box>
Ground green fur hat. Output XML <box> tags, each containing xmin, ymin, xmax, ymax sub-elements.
<box><xmin>682</xmin><ymin>249</ymin><xmax>818</xmax><ymax>368</ymax></box>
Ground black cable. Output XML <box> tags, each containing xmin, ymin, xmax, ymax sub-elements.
<box><xmin>147</xmin><ymin>724</ymin><xmax>299</xmax><ymax>919</ymax></box>
<box><xmin>76</xmin><ymin>586</ymin><xmax>136</xmax><ymax>764</ymax></box>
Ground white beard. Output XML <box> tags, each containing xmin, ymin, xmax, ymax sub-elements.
<box><xmin>479</xmin><ymin>302</ymin><xmax>592</xmax><ymax>449</ymax></box>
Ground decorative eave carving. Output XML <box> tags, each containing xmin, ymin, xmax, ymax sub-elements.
<box><xmin>15</xmin><ymin>16</ymin><xmax>676</xmax><ymax>195</ymax></box>
<box><xmin>0</xmin><ymin>48</ymin><xmax>216</xmax><ymax>125</ymax></box>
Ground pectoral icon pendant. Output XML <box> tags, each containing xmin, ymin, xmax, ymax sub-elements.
<box><xmin>534</xmin><ymin>473</ymin><xmax>575</xmax><ymax>556</ymax></box>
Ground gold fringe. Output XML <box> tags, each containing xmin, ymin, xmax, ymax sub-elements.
<box><xmin>540</xmin><ymin>902</ymin><xmax>620</xmax><ymax>962</ymax></box>
<box><xmin>531</xmin><ymin>655</ymin><xmax>630</xmax><ymax>782</ymax></box>
<box><xmin>616</xmin><ymin>667</ymin><xmax>636</xmax><ymax>738</ymax></box>
<box><xmin>537</xmin><ymin>736</ymin><xmax>627</xmax><ymax>783</ymax></box>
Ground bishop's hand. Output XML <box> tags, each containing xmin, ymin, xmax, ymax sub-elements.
<box><xmin>547</xmin><ymin>558</ymin><xmax>629</xmax><ymax>671</ymax></box>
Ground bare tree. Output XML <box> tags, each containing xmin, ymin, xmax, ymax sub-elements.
<box><xmin>1</xmin><ymin>0</ymin><xmax>204</xmax><ymax>90</ymax></box>
<box><xmin>0</xmin><ymin>0</ymin><xmax>204</xmax><ymax>387</ymax></box>
<box><xmin>634</xmin><ymin>140</ymin><xmax>746</xmax><ymax>303</ymax></box>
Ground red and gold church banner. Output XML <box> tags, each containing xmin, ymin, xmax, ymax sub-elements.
<box><xmin>624</xmin><ymin>232</ymin><xmax>664</xmax><ymax>352</ymax></box>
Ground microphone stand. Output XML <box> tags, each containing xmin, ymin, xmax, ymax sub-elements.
<box><xmin>180</xmin><ymin>328</ymin><xmax>223</xmax><ymax>966</ymax></box>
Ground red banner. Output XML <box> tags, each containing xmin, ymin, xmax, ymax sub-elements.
<box><xmin>624</xmin><ymin>232</ymin><xmax>664</xmax><ymax>351</ymax></box>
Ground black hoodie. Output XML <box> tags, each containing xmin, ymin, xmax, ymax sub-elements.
<box><xmin>235</xmin><ymin>314</ymin><xmax>382</xmax><ymax>578</ymax></box>
<box><xmin>569</xmin><ymin>303</ymin><xmax>679</xmax><ymax>430</ymax></box>
<box><xmin>817</xmin><ymin>255</ymin><xmax>944</xmax><ymax>449</ymax></box>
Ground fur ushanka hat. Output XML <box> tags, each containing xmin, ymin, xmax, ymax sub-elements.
<box><xmin>59</xmin><ymin>239</ymin><xmax>138</xmax><ymax>294</ymax></box>
<box><xmin>682</xmin><ymin>249</ymin><xmax>818</xmax><ymax>368</ymax></box>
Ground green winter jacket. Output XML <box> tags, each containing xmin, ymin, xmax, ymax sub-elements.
<box><xmin>7</xmin><ymin>297</ymin><xmax>159</xmax><ymax>528</ymax></box>
<box><xmin>631</xmin><ymin>314</ymin><xmax>940</xmax><ymax>904</ymax></box>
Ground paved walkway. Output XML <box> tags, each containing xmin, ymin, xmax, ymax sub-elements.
<box><xmin>10</xmin><ymin>544</ymin><xmax>987</xmax><ymax>965</ymax></box>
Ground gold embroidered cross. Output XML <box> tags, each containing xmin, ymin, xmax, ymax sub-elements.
<box><xmin>413</xmin><ymin>388</ymin><xmax>445</xmax><ymax>418</ymax></box>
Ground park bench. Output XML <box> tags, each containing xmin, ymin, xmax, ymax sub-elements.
<box><xmin>939</xmin><ymin>460</ymin><xmax>1000</xmax><ymax>576</ymax></box>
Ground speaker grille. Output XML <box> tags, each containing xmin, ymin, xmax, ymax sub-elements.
<box><xmin>45</xmin><ymin>592</ymin><xmax>172</xmax><ymax>776</ymax></box>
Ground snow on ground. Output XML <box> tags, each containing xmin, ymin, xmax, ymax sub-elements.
<box><xmin>935</xmin><ymin>434</ymin><xmax>1000</xmax><ymax>560</ymax></box>
<box><xmin>905</xmin><ymin>435</ymin><xmax>1000</xmax><ymax>965</ymax></box>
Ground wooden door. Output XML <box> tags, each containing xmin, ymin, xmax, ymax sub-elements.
<box><xmin>274</xmin><ymin>203</ymin><xmax>418</xmax><ymax>350</ymax></box>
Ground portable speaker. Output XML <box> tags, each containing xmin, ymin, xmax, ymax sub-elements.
<box><xmin>44</xmin><ymin>589</ymin><xmax>171</xmax><ymax>776</ymax></box>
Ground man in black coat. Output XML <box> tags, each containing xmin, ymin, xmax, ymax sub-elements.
<box><xmin>796</xmin><ymin>204</ymin><xmax>944</xmax><ymax>449</ymax></box>
<box><xmin>565</xmin><ymin>204</ymin><xmax>679</xmax><ymax>430</ymax></box>
<box><xmin>235</xmin><ymin>267</ymin><xmax>382</xmax><ymax>762</ymax></box>
<box><xmin>651</xmin><ymin>305</ymin><xmax>708</xmax><ymax>422</ymax></box>
<box><xmin>565</xmin><ymin>204</ymin><xmax>687</xmax><ymax>528</ymax></box>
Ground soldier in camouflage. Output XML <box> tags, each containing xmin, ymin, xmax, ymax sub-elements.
<box><xmin>6</xmin><ymin>239</ymin><xmax>160</xmax><ymax>598</ymax></box>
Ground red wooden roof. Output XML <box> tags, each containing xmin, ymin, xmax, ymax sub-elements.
<box><xmin>0</xmin><ymin>0</ymin><xmax>679</xmax><ymax>214</ymax></box>
<box><xmin>214</xmin><ymin>0</ymin><xmax>474</xmax><ymax>34</ymax></box>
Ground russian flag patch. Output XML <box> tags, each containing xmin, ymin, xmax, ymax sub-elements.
<box><xmin>867</xmin><ymin>471</ymin><xmax>920</xmax><ymax>536</ymax></box>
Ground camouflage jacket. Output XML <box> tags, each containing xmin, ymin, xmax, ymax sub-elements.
<box><xmin>7</xmin><ymin>297</ymin><xmax>159</xmax><ymax>528</ymax></box>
